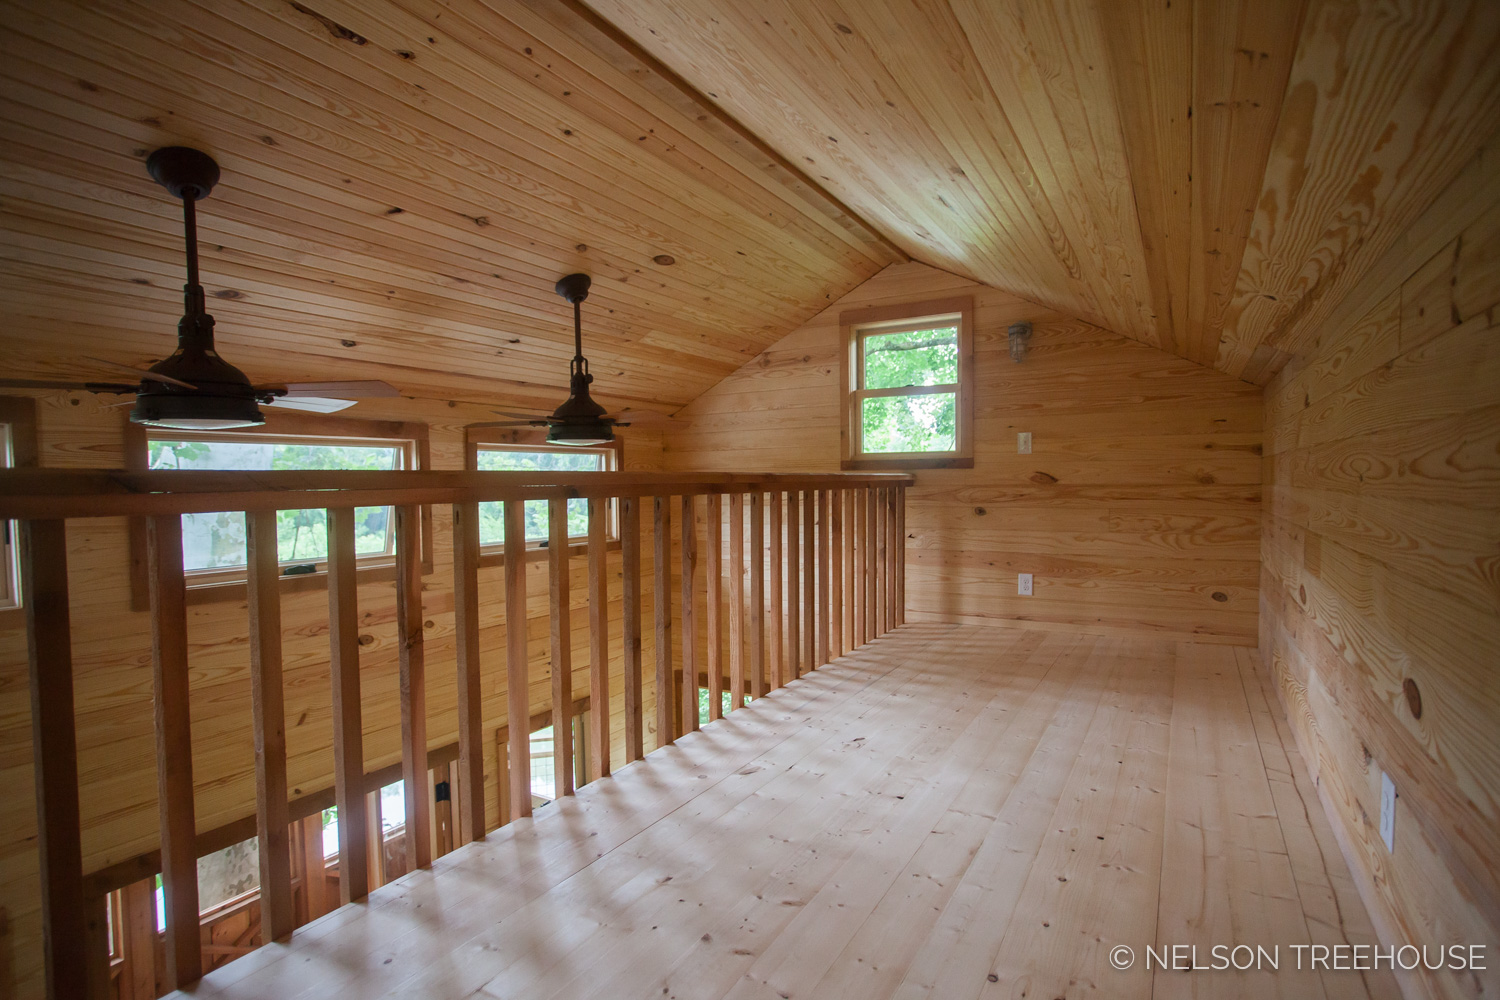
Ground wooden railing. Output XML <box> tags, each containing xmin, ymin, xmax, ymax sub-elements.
<box><xmin>0</xmin><ymin>469</ymin><xmax>911</xmax><ymax>999</ymax></box>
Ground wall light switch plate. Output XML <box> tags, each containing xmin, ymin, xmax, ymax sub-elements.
<box><xmin>1018</xmin><ymin>573</ymin><xmax>1033</xmax><ymax>596</ymax></box>
<box><xmin>1017</xmin><ymin>432</ymin><xmax>1032</xmax><ymax>454</ymax></box>
<box><xmin>1379</xmin><ymin>771</ymin><xmax>1397</xmax><ymax>852</ymax></box>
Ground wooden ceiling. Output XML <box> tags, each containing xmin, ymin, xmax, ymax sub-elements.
<box><xmin>0</xmin><ymin>0</ymin><xmax>899</xmax><ymax>412</ymax></box>
<box><xmin>586</xmin><ymin>0</ymin><xmax>1500</xmax><ymax>383</ymax></box>
<box><xmin>1</xmin><ymin>1</ymin><xmax>1497</xmax><ymax>407</ymax></box>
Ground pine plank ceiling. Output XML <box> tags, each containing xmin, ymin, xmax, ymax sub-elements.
<box><xmin>1</xmin><ymin>1</ymin><xmax>1497</xmax><ymax>409</ymax></box>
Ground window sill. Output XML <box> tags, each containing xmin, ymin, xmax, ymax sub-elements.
<box><xmin>841</xmin><ymin>456</ymin><xmax>973</xmax><ymax>471</ymax></box>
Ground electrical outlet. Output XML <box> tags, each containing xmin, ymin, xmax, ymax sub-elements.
<box><xmin>1380</xmin><ymin>771</ymin><xmax>1397</xmax><ymax>852</ymax></box>
<box><xmin>1018</xmin><ymin>573</ymin><xmax>1033</xmax><ymax>596</ymax></box>
<box><xmin>1017</xmin><ymin>432</ymin><xmax>1032</xmax><ymax>454</ymax></box>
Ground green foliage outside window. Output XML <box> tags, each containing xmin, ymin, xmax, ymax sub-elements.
<box><xmin>859</xmin><ymin>325</ymin><xmax>959</xmax><ymax>453</ymax></box>
<box><xmin>475</xmin><ymin>448</ymin><xmax>608</xmax><ymax>546</ymax></box>
<box><xmin>148</xmin><ymin>439</ymin><xmax>402</xmax><ymax>571</ymax></box>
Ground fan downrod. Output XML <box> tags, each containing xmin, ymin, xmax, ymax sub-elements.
<box><xmin>146</xmin><ymin>146</ymin><xmax>221</xmax><ymax>201</ymax></box>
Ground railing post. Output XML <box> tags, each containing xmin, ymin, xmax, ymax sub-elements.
<box><xmin>588</xmin><ymin>498</ymin><xmax>611</xmax><ymax>780</ymax></box>
<box><xmin>396</xmin><ymin>504</ymin><xmax>431</xmax><ymax>868</ymax></box>
<box><xmin>326</xmin><ymin>508</ymin><xmax>368</xmax><ymax>902</ymax></box>
<box><xmin>887</xmin><ymin>486</ymin><xmax>899</xmax><ymax>630</ymax></box>
<box><xmin>547</xmin><ymin>498</ymin><xmax>574</xmax><ymax>799</ymax></box>
<box><xmin>621</xmin><ymin>496</ymin><xmax>645</xmax><ymax>762</ymax></box>
<box><xmin>452</xmin><ymin>501</ymin><xmax>486</xmax><ymax>843</ymax></box>
<box><xmin>147</xmin><ymin>513</ymin><xmax>202</xmax><ymax>989</ymax></box>
<box><xmin>803</xmin><ymin>490</ymin><xmax>816</xmax><ymax>673</ymax></box>
<box><xmin>653</xmin><ymin>496</ymin><xmax>673</xmax><ymax>747</ymax></box>
<box><xmin>21</xmin><ymin>520</ymin><xmax>91</xmax><ymax>1000</ymax></box>
<box><xmin>897</xmin><ymin>485</ymin><xmax>907</xmax><ymax>625</ymax></box>
<box><xmin>728</xmin><ymin>493</ymin><xmax>745</xmax><ymax>711</ymax></box>
<box><xmin>816</xmin><ymin>489</ymin><xmax>830</xmax><ymax>668</ymax></box>
<box><xmin>830</xmin><ymin>488</ymin><xmax>843</xmax><ymax>660</ymax></box>
<box><xmin>503</xmin><ymin>500</ymin><xmax>531</xmax><ymax>819</ymax></box>
<box><xmin>749</xmin><ymin>491</ymin><xmax>765</xmax><ymax>700</ymax></box>
<box><xmin>246</xmin><ymin>509</ymin><xmax>293</xmax><ymax>940</ymax></box>
<box><xmin>786</xmin><ymin>490</ymin><xmax>800</xmax><ymax>681</ymax></box>
<box><xmin>878</xmin><ymin>488</ymin><xmax>890</xmax><ymax>636</ymax></box>
<box><xmin>864</xmin><ymin>488</ymin><xmax>877</xmax><ymax>643</ymax></box>
<box><xmin>769</xmin><ymin>491</ymin><xmax>784</xmax><ymax>690</ymax></box>
<box><xmin>679</xmin><ymin>494</ymin><xmax>699</xmax><ymax>733</ymax></box>
<box><xmin>843</xmin><ymin>489</ymin><xmax>855</xmax><ymax>651</ymax></box>
<box><xmin>706</xmin><ymin>494</ymin><xmax>723</xmax><ymax>721</ymax></box>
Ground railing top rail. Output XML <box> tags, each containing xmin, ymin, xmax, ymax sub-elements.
<box><xmin>0</xmin><ymin>469</ymin><xmax>913</xmax><ymax>520</ymax></box>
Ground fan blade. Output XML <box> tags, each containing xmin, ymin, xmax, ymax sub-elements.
<box><xmin>490</xmin><ymin>410</ymin><xmax>551</xmax><ymax>420</ymax></box>
<box><xmin>266</xmin><ymin>380</ymin><xmax>401</xmax><ymax>399</ymax></box>
<box><xmin>81</xmin><ymin>355</ymin><xmax>196</xmax><ymax>390</ymax></box>
<box><xmin>265</xmin><ymin>396</ymin><xmax>358</xmax><ymax>414</ymax></box>
<box><xmin>0</xmin><ymin>378</ymin><xmax>139</xmax><ymax>394</ymax></box>
<box><xmin>467</xmin><ymin>420</ymin><xmax>549</xmax><ymax>428</ymax></box>
<box><xmin>602</xmin><ymin>409</ymin><xmax>676</xmax><ymax>427</ymax></box>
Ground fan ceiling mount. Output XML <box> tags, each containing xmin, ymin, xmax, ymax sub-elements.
<box><xmin>0</xmin><ymin>146</ymin><xmax>399</xmax><ymax>428</ymax></box>
<box><xmin>471</xmin><ymin>272</ymin><xmax>673</xmax><ymax>445</ymax></box>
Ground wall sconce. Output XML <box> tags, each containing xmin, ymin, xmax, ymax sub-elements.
<box><xmin>1009</xmin><ymin>321</ymin><xmax>1032</xmax><ymax>363</ymax></box>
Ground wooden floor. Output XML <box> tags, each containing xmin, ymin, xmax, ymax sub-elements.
<box><xmin>175</xmin><ymin>624</ymin><xmax>1399</xmax><ymax>1000</ymax></box>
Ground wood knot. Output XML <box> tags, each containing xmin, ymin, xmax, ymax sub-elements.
<box><xmin>1403</xmin><ymin>678</ymin><xmax>1423</xmax><ymax>719</ymax></box>
<box><xmin>1029</xmin><ymin>471</ymin><xmax>1058</xmax><ymax>484</ymax></box>
<box><xmin>974</xmin><ymin>506</ymin><xmax>987</xmax><ymax>516</ymax></box>
<box><xmin>1211</xmin><ymin>591</ymin><xmax>1228</xmax><ymax>603</ymax></box>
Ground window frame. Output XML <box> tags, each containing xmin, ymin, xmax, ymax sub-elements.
<box><xmin>0</xmin><ymin>396</ymin><xmax>39</xmax><ymax>624</ymax></box>
<box><xmin>126</xmin><ymin>410</ymin><xmax>431</xmax><ymax>609</ymax></box>
<box><xmin>838</xmin><ymin>296</ymin><xmax>975</xmax><ymax>470</ymax></box>
<box><xmin>464</xmin><ymin>425</ymin><xmax>623</xmax><ymax>566</ymax></box>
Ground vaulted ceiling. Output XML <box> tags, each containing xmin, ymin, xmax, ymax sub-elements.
<box><xmin>2</xmin><ymin>0</ymin><xmax>1497</xmax><ymax>410</ymax></box>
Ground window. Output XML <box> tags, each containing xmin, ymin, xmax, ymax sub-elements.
<box><xmin>468</xmin><ymin>439</ymin><xmax>617</xmax><ymax>550</ymax></box>
<box><xmin>0</xmin><ymin>396</ymin><xmax>38</xmax><ymax>615</ymax></box>
<box><xmin>839</xmin><ymin>297</ymin><xmax>974</xmax><ymax>469</ymax></box>
<box><xmin>126</xmin><ymin>412</ymin><xmax>429</xmax><ymax>605</ymax></box>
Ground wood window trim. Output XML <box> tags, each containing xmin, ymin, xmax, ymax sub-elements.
<box><xmin>0</xmin><ymin>396</ymin><xmax>39</xmax><ymax>628</ymax></box>
<box><xmin>463</xmin><ymin>425</ymin><xmax>624</xmax><ymax>568</ymax></box>
<box><xmin>126</xmin><ymin>410</ymin><xmax>433</xmax><ymax>610</ymax></box>
<box><xmin>838</xmin><ymin>296</ymin><xmax>975</xmax><ymax>470</ymax></box>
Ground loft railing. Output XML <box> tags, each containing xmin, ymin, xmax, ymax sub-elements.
<box><xmin>0</xmin><ymin>468</ymin><xmax>911</xmax><ymax>999</ymax></box>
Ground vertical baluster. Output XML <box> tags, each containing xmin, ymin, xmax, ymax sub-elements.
<box><xmin>830</xmin><ymin>489</ymin><xmax>843</xmax><ymax>660</ymax></box>
<box><xmin>705</xmin><ymin>494</ymin><xmax>723</xmax><ymax>720</ymax></box>
<box><xmin>547</xmin><ymin>498</ymin><xmax>574</xmax><ymax>799</ymax></box>
<box><xmin>653</xmin><ymin>496</ymin><xmax>673</xmax><ymax>747</ymax></box>
<box><xmin>884</xmin><ymin>487</ymin><xmax>895</xmax><ymax>632</ymax></box>
<box><xmin>851</xmin><ymin>489</ymin><xmax>864</xmax><ymax>647</ymax></box>
<box><xmin>679</xmin><ymin>494</ymin><xmax>699</xmax><ymax>732</ymax></box>
<box><xmin>147</xmin><ymin>514</ymin><xmax>201</xmax><ymax>988</ymax></box>
<box><xmin>897</xmin><ymin>486</ymin><xmax>907</xmax><ymax>625</ymax></box>
<box><xmin>588</xmin><ymin>498</ymin><xmax>611</xmax><ymax>779</ymax></box>
<box><xmin>785</xmin><ymin>490</ymin><xmax>800</xmax><ymax>681</ymax></box>
<box><xmin>503</xmin><ymin>500</ymin><xmax>531</xmax><ymax>819</ymax></box>
<box><xmin>22</xmin><ymin>520</ymin><xmax>89</xmax><ymax>1000</ymax></box>
<box><xmin>452</xmin><ymin>501</ymin><xmax>486</xmax><ymax>843</ymax></box>
<box><xmin>802</xmin><ymin>490</ymin><xmax>816</xmax><ymax>672</ymax></box>
<box><xmin>865</xmin><ymin>488</ymin><xmax>878</xmax><ymax>642</ymax></box>
<box><xmin>395</xmin><ymin>505</ymin><xmax>431</xmax><ymax>868</ymax></box>
<box><xmin>843</xmin><ymin>490</ymin><xmax>855</xmax><ymax>651</ymax></box>
<box><xmin>326</xmin><ymin>508</ymin><xmax>367</xmax><ymax>902</ymax></box>
<box><xmin>246</xmin><ymin>510</ymin><xmax>293</xmax><ymax>940</ymax></box>
<box><xmin>749</xmin><ymin>492</ymin><xmax>765</xmax><ymax>700</ymax></box>
<box><xmin>816</xmin><ymin>490</ymin><xmax>830</xmax><ymax>668</ymax></box>
<box><xmin>728</xmin><ymin>493</ymin><xmax>745</xmax><ymax>710</ymax></box>
<box><xmin>768</xmin><ymin>491</ymin><xmax>783</xmax><ymax>690</ymax></box>
<box><xmin>621</xmin><ymin>496</ymin><xmax>644</xmax><ymax>761</ymax></box>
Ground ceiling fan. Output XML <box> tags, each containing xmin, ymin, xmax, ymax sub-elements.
<box><xmin>471</xmin><ymin>272</ymin><xmax>673</xmax><ymax>445</ymax></box>
<box><xmin>0</xmin><ymin>146</ymin><xmax>400</xmax><ymax>429</ymax></box>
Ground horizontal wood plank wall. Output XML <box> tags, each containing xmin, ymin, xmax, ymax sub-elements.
<box><xmin>0</xmin><ymin>395</ymin><xmax>668</xmax><ymax>999</ymax></box>
<box><xmin>1261</xmin><ymin>145</ymin><xmax>1500</xmax><ymax>1000</ymax></box>
<box><xmin>662</xmin><ymin>262</ymin><xmax>1262</xmax><ymax>644</ymax></box>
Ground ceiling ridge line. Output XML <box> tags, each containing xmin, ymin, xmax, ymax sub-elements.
<box><xmin>558</xmin><ymin>0</ymin><xmax>909</xmax><ymax>267</ymax></box>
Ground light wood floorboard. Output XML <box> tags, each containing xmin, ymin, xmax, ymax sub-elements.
<box><xmin>169</xmin><ymin>624</ymin><xmax>1398</xmax><ymax>1000</ymax></box>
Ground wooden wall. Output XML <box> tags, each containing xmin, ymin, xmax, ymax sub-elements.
<box><xmin>1261</xmin><ymin>141</ymin><xmax>1500</xmax><ymax>1000</ymax></box>
<box><xmin>0</xmin><ymin>392</ymin><xmax>669</xmax><ymax>1000</ymax></box>
<box><xmin>663</xmin><ymin>262</ymin><xmax>1263</xmax><ymax>644</ymax></box>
